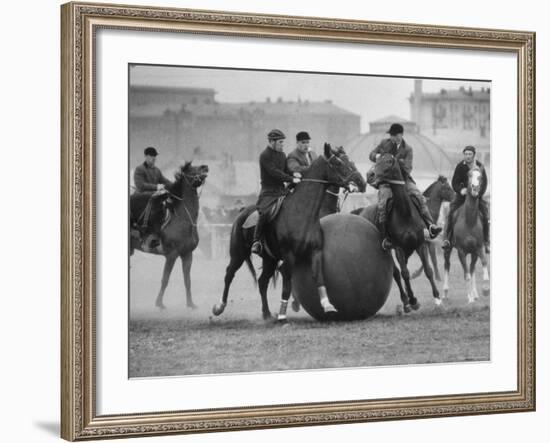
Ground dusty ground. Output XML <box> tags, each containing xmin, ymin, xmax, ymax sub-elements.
<box><xmin>129</xmin><ymin>248</ymin><xmax>490</xmax><ymax>377</ymax></box>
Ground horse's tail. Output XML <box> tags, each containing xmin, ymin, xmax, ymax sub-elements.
<box><xmin>245</xmin><ymin>255</ymin><xmax>257</xmax><ymax>287</ymax></box>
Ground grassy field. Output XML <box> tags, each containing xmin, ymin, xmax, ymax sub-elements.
<box><xmin>129</xmin><ymin>248</ymin><xmax>490</xmax><ymax>377</ymax></box>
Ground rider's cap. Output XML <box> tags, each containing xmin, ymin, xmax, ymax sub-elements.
<box><xmin>463</xmin><ymin>145</ymin><xmax>476</xmax><ymax>154</ymax></box>
<box><xmin>144</xmin><ymin>146</ymin><xmax>159</xmax><ymax>157</ymax></box>
<box><xmin>296</xmin><ymin>131</ymin><xmax>311</xmax><ymax>142</ymax></box>
<box><xmin>387</xmin><ymin>123</ymin><xmax>404</xmax><ymax>135</ymax></box>
<box><xmin>267</xmin><ymin>129</ymin><xmax>286</xmax><ymax>141</ymax></box>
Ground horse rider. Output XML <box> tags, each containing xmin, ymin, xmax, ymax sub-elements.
<box><xmin>442</xmin><ymin>145</ymin><xmax>490</xmax><ymax>253</ymax></box>
<box><xmin>251</xmin><ymin>129</ymin><xmax>302</xmax><ymax>255</ymax></box>
<box><xmin>286</xmin><ymin>131</ymin><xmax>318</xmax><ymax>173</ymax></box>
<box><xmin>369</xmin><ymin>123</ymin><xmax>442</xmax><ymax>250</ymax></box>
<box><xmin>133</xmin><ymin>146</ymin><xmax>172</xmax><ymax>249</ymax></box>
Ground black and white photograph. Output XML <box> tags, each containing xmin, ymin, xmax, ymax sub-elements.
<box><xmin>128</xmin><ymin>64</ymin><xmax>491</xmax><ymax>378</ymax></box>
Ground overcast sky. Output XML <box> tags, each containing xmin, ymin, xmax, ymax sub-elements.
<box><xmin>131</xmin><ymin>65</ymin><xmax>489</xmax><ymax>132</ymax></box>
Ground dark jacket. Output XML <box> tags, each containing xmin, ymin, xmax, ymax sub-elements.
<box><xmin>286</xmin><ymin>148</ymin><xmax>318</xmax><ymax>173</ymax></box>
<box><xmin>369</xmin><ymin>138</ymin><xmax>413</xmax><ymax>179</ymax></box>
<box><xmin>451</xmin><ymin>160</ymin><xmax>488</xmax><ymax>196</ymax></box>
<box><xmin>259</xmin><ymin>146</ymin><xmax>293</xmax><ymax>191</ymax></box>
<box><xmin>133</xmin><ymin>162</ymin><xmax>171</xmax><ymax>192</ymax></box>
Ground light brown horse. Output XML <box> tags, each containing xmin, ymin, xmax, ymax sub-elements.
<box><xmin>442</xmin><ymin>166</ymin><xmax>489</xmax><ymax>302</ymax></box>
<box><xmin>130</xmin><ymin>162</ymin><xmax>209</xmax><ymax>309</ymax></box>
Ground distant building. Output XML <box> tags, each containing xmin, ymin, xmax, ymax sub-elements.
<box><xmin>346</xmin><ymin>115</ymin><xmax>454</xmax><ymax>178</ymax></box>
<box><xmin>409</xmin><ymin>80</ymin><xmax>491</xmax><ymax>164</ymax></box>
<box><xmin>129</xmin><ymin>86</ymin><xmax>361</xmax><ymax>168</ymax></box>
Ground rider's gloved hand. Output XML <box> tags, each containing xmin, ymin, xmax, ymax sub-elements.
<box><xmin>460</xmin><ymin>188</ymin><xmax>467</xmax><ymax>196</ymax></box>
<box><xmin>292</xmin><ymin>172</ymin><xmax>302</xmax><ymax>184</ymax></box>
<box><xmin>157</xmin><ymin>184</ymin><xmax>165</xmax><ymax>191</ymax></box>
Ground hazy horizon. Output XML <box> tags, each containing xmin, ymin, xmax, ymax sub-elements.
<box><xmin>131</xmin><ymin>64</ymin><xmax>490</xmax><ymax>132</ymax></box>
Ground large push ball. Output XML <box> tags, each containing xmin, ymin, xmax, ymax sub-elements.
<box><xmin>292</xmin><ymin>213</ymin><xmax>393</xmax><ymax>321</ymax></box>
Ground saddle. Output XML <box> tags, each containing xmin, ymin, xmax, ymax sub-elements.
<box><xmin>242</xmin><ymin>195</ymin><xmax>286</xmax><ymax>230</ymax></box>
<box><xmin>130</xmin><ymin>192</ymin><xmax>172</xmax><ymax>252</ymax></box>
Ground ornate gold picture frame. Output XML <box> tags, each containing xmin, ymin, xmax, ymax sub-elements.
<box><xmin>61</xmin><ymin>1</ymin><xmax>535</xmax><ymax>440</ymax></box>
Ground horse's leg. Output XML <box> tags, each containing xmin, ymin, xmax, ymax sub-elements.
<box><xmin>257</xmin><ymin>258</ymin><xmax>278</xmax><ymax>320</ymax></box>
<box><xmin>469</xmin><ymin>254</ymin><xmax>479</xmax><ymax>301</ymax></box>
<box><xmin>311</xmin><ymin>248</ymin><xmax>336</xmax><ymax>314</ymax></box>
<box><xmin>417</xmin><ymin>244</ymin><xmax>441</xmax><ymax>306</ymax></box>
<box><xmin>443</xmin><ymin>247</ymin><xmax>452</xmax><ymax>299</ymax></box>
<box><xmin>276</xmin><ymin>261</ymin><xmax>293</xmax><ymax>323</ymax></box>
<box><xmin>392</xmin><ymin>260</ymin><xmax>410</xmax><ymax>313</ymax></box>
<box><xmin>456</xmin><ymin>249</ymin><xmax>472</xmax><ymax>303</ymax></box>
<box><xmin>155</xmin><ymin>252</ymin><xmax>178</xmax><ymax>309</ymax></box>
<box><xmin>394</xmin><ymin>248</ymin><xmax>414</xmax><ymax>311</ymax></box>
<box><xmin>429</xmin><ymin>242</ymin><xmax>441</xmax><ymax>281</ymax></box>
<box><xmin>479</xmin><ymin>248</ymin><xmax>490</xmax><ymax>297</ymax></box>
<box><xmin>212</xmin><ymin>250</ymin><xmax>247</xmax><ymax>316</ymax></box>
<box><xmin>180</xmin><ymin>251</ymin><xmax>196</xmax><ymax>309</ymax></box>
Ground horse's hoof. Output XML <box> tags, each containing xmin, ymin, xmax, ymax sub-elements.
<box><xmin>434</xmin><ymin>298</ymin><xmax>443</xmax><ymax>306</ymax></box>
<box><xmin>403</xmin><ymin>304</ymin><xmax>412</xmax><ymax>314</ymax></box>
<box><xmin>212</xmin><ymin>303</ymin><xmax>226</xmax><ymax>316</ymax></box>
<box><xmin>276</xmin><ymin>316</ymin><xmax>288</xmax><ymax>325</ymax></box>
<box><xmin>411</xmin><ymin>302</ymin><xmax>421</xmax><ymax>311</ymax></box>
<box><xmin>155</xmin><ymin>300</ymin><xmax>166</xmax><ymax>310</ymax></box>
<box><xmin>187</xmin><ymin>302</ymin><xmax>198</xmax><ymax>310</ymax></box>
<box><xmin>262</xmin><ymin>312</ymin><xmax>273</xmax><ymax>321</ymax></box>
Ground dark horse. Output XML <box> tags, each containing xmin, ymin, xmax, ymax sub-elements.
<box><xmin>130</xmin><ymin>162</ymin><xmax>209</xmax><ymax>309</ymax></box>
<box><xmin>212</xmin><ymin>144</ymin><xmax>365</xmax><ymax>321</ymax></box>
<box><xmin>410</xmin><ymin>175</ymin><xmax>454</xmax><ymax>281</ymax></box>
<box><xmin>443</xmin><ymin>165</ymin><xmax>489</xmax><ymax>303</ymax></box>
<box><xmin>358</xmin><ymin>153</ymin><xmax>441</xmax><ymax>312</ymax></box>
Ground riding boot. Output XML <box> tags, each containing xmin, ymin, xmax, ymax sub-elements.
<box><xmin>418</xmin><ymin>198</ymin><xmax>442</xmax><ymax>239</ymax></box>
<box><xmin>442</xmin><ymin>210</ymin><xmax>454</xmax><ymax>250</ymax></box>
<box><xmin>481</xmin><ymin>214</ymin><xmax>490</xmax><ymax>253</ymax></box>
<box><xmin>251</xmin><ymin>215</ymin><xmax>265</xmax><ymax>255</ymax></box>
<box><xmin>376</xmin><ymin>215</ymin><xmax>392</xmax><ymax>251</ymax></box>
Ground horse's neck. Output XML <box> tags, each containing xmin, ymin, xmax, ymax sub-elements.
<box><xmin>288</xmin><ymin>181</ymin><xmax>326</xmax><ymax>223</ymax></box>
<box><xmin>286</xmin><ymin>161</ymin><xmax>329</xmax><ymax>224</ymax></box>
<box><xmin>175</xmin><ymin>186</ymin><xmax>199</xmax><ymax>220</ymax></box>
<box><xmin>464</xmin><ymin>193</ymin><xmax>479</xmax><ymax>227</ymax></box>
<box><xmin>319</xmin><ymin>185</ymin><xmax>340</xmax><ymax>217</ymax></box>
<box><xmin>390</xmin><ymin>182</ymin><xmax>412</xmax><ymax>218</ymax></box>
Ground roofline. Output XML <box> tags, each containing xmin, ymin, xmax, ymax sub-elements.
<box><xmin>130</xmin><ymin>85</ymin><xmax>217</xmax><ymax>94</ymax></box>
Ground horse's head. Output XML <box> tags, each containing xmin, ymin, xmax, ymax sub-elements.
<box><xmin>322</xmin><ymin>143</ymin><xmax>366</xmax><ymax>192</ymax></box>
<box><xmin>368</xmin><ymin>153</ymin><xmax>403</xmax><ymax>187</ymax></box>
<box><xmin>468</xmin><ymin>166</ymin><xmax>483</xmax><ymax>198</ymax></box>
<box><xmin>174</xmin><ymin>161</ymin><xmax>209</xmax><ymax>192</ymax></box>
<box><xmin>437</xmin><ymin>175</ymin><xmax>454</xmax><ymax>202</ymax></box>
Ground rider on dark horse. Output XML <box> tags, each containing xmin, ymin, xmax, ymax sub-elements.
<box><xmin>251</xmin><ymin>129</ymin><xmax>302</xmax><ymax>255</ymax></box>
<box><xmin>132</xmin><ymin>146</ymin><xmax>172</xmax><ymax>250</ymax></box>
<box><xmin>442</xmin><ymin>145</ymin><xmax>490</xmax><ymax>253</ymax></box>
<box><xmin>369</xmin><ymin>123</ymin><xmax>442</xmax><ymax>250</ymax></box>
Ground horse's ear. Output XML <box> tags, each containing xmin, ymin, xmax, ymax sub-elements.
<box><xmin>324</xmin><ymin>143</ymin><xmax>332</xmax><ymax>158</ymax></box>
<box><xmin>438</xmin><ymin>175</ymin><xmax>447</xmax><ymax>182</ymax></box>
<box><xmin>337</xmin><ymin>146</ymin><xmax>345</xmax><ymax>154</ymax></box>
<box><xmin>182</xmin><ymin>161</ymin><xmax>192</xmax><ymax>171</ymax></box>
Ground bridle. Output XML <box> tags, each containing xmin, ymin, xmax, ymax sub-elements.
<box><xmin>167</xmin><ymin>171</ymin><xmax>207</xmax><ymax>226</ymax></box>
<box><xmin>300</xmin><ymin>152</ymin><xmax>358</xmax><ymax>188</ymax></box>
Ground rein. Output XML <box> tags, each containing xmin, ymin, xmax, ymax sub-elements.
<box><xmin>385</xmin><ymin>179</ymin><xmax>406</xmax><ymax>185</ymax></box>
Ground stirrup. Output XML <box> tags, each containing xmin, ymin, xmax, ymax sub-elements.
<box><xmin>429</xmin><ymin>225</ymin><xmax>443</xmax><ymax>238</ymax></box>
<box><xmin>251</xmin><ymin>241</ymin><xmax>262</xmax><ymax>255</ymax></box>
<box><xmin>381</xmin><ymin>238</ymin><xmax>393</xmax><ymax>251</ymax></box>
<box><xmin>442</xmin><ymin>239</ymin><xmax>451</xmax><ymax>250</ymax></box>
